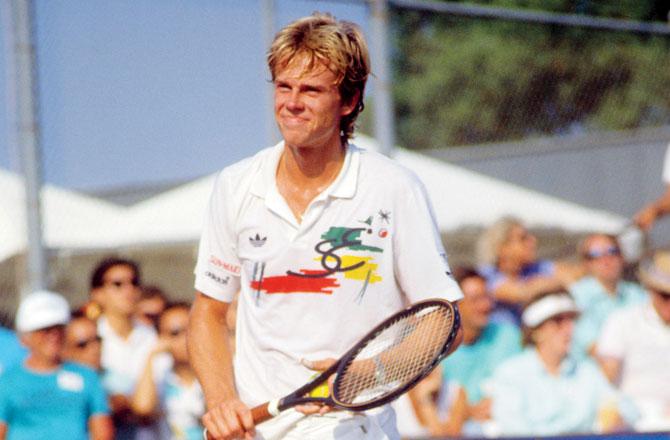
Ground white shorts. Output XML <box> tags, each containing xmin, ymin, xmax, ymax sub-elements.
<box><xmin>255</xmin><ymin>406</ymin><xmax>400</xmax><ymax>440</ymax></box>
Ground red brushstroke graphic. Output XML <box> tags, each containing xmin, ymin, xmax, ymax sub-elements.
<box><xmin>250</xmin><ymin>270</ymin><xmax>339</xmax><ymax>294</ymax></box>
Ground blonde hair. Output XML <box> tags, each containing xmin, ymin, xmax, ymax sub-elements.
<box><xmin>476</xmin><ymin>216</ymin><xmax>523</xmax><ymax>267</ymax></box>
<box><xmin>267</xmin><ymin>12</ymin><xmax>370</xmax><ymax>144</ymax></box>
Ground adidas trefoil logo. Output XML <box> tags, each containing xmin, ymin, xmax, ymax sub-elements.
<box><xmin>249</xmin><ymin>233</ymin><xmax>267</xmax><ymax>248</ymax></box>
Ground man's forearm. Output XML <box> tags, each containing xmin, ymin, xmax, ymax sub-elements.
<box><xmin>652</xmin><ymin>188</ymin><xmax>670</xmax><ymax>216</ymax></box>
<box><xmin>188</xmin><ymin>292</ymin><xmax>237</xmax><ymax>408</ymax></box>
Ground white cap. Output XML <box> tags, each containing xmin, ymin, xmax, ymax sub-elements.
<box><xmin>521</xmin><ymin>293</ymin><xmax>578</xmax><ymax>328</ymax></box>
<box><xmin>15</xmin><ymin>290</ymin><xmax>71</xmax><ymax>333</ymax></box>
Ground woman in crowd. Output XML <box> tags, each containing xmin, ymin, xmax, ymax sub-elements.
<box><xmin>476</xmin><ymin>217</ymin><xmax>583</xmax><ymax>324</ymax></box>
<box><xmin>487</xmin><ymin>291</ymin><xmax>637</xmax><ymax>436</ymax></box>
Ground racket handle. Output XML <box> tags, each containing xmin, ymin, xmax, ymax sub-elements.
<box><xmin>251</xmin><ymin>403</ymin><xmax>272</xmax><ymax>424</ymax></box>
<box><xmin>251</xmin><ymin>398</ymin><xmax>280</xmax><ymax>424</ymax></box>
<box><xmin>251</xmin><ymin>399</ymin><xmax>281</xmax><ymax>425</ymax></box>
<box><xmin>202</xmin><ymin>399</ymin><xmax>280</xmax><ymax>439</ymax></box>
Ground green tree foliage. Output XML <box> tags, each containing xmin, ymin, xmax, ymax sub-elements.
<box><xmin>392</xmin><ymin>1</ymin><xmax>670</xmax><ymax>149</ymax></box>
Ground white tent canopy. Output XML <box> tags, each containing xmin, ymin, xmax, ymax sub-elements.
<box><xmin>124</xmin><ymin>174</ymin><xmax>215</xmax><ymax>245</ymax></box>
<box><xmin>357</xmin><ymin>136</ymin><xmax>627</xmax><ymax>233</ymax></box>
<box><xmin>0</xmin><ymin>169</ymin><xmax>126</xmax><ymax>261</ymax></box>
<box><xmin>123</xmin><ymin>135</ymin><xmax>627</xmax><ymax>246</ymax></box>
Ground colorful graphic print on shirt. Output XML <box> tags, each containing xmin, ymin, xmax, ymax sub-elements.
<box><xmin>250</xmin><ymin>212</ymin><xmax>390</xmax><ymax>298</ymax></box>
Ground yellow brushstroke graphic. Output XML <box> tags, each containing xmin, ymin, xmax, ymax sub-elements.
<box><xmin>319</xmin><ymin>255</ymin><xmax>382</xmax><ymax>283</ymax></box>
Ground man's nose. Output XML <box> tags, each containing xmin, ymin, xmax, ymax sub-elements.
<box><xmin>286</xmin><ymin>89</ymin><xmax>304</xmax><ymax>110</ymax></box>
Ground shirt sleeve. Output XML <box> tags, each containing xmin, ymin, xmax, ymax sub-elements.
<box><xmin>194</xmin><ymin>172</ymin><xmax>242</xmax><ymax>302</ymax></box>
<box><xmin>87</xmin><ymin>370</ymin><xmax>110</xmax><ymax>417</ymax></box>
<box><xmin>392</xmin><ymin>173</ymin><xmax>462</xmax><ymax>303</ymax></box>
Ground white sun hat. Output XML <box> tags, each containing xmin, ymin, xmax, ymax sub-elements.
<box><xmin>15</xmin><ymin>290</ymin><xmax>71</xmax><ymax>333</ymax></box>
<box><xmin>521</xmin><ymin>293</ymin><xmax>578</xmax><ymax>328</ymax></box>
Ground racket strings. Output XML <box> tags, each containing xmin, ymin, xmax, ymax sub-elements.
<box><xmin>336</xmin><ymin>305</ymin><xmax>453</xmax><ymax>405</ymax></box>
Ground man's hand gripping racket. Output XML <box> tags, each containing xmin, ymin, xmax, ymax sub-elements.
<box><xmin>204</xmin><ymin>298</ymin><xmax>460</xmax><ymax>439</ymax></box>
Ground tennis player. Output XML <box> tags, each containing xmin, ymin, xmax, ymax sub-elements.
<box><xmin>188</xmin><ymin>13</ymin><xmax>463</xmax><ymax>440</ymax></box>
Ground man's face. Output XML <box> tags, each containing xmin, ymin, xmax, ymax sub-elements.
<box><xmin>500</xmin><ymin>224</ymin><xmax>537</xmax><ymax>266</ymax></box>
<box><xmin>93</xmin><ymin>264</ymin><xmax>140</xmax><ymax>317</ymax></box>
<box><xmin>136</xmin><ymin>296</ymin><xmax>166</xmax><ymax>328</ymax></box>
<box><xmin>63</xmin><ymin>317</ymin><xmax>102</xmax><ymax>370</ymax></box>
<box><xmin>533</xmin><ymin>313</ymin><xmax>576</xmax><ymax>358</ymax></box>
<box><xmin>21</xmin><ymin>325</ymin><xmax>65</xmax><ymax>364</ymax></box>
<box><xmin>583</xmin><ymin>235</ymin><xmax>623</xmax><ymax>284</ymax></box>
<box><xmin>459</xmin><ymin>276</ymin><xmax>493</xmax><ymax>331</ymax></box>
<box><xmin>159</xmin><ymin>308</ymin><xmax>189</xmax><ymax>363</ymax></box>
<box><xmin>273</xmin><ymin>54</ymin><xmax>357</xmax><ymax>150</ymax></box>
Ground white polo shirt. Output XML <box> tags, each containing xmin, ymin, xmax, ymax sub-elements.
<box><xmin>194</xmin><ymin>142</ymin><xmax>462</xmax><ymax>406</ymax></box>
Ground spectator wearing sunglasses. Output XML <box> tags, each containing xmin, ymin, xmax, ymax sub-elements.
<box><xmin>0</xmin><ymin>290</ymin><xmax>113</xmax><ymax>440</ymax></box>
<box><xmin>597</xmin><ymin>250</ymin><xmax>670</xmax><ymax>431</ymax></box>
<box><xmin>569</xmin><ymin>234</ymin><xmax>646</xmax><ymax>360</ymax></box>
<box><xmin>133</xmin><ymin>303</ymin><xmax>204</xmax><ymax>440</ymax></box>
<box><xmin>63</xmin><ymin>311</ymin><xmax>103</xmax><ymax>371</ymax></box>
<box><xmin>90</xmin><ymin>257</ymin><xmax>170</xmax><ymax>440</ymax></box>
<box><xmin>488</xmin><ymin>291</ymin><xmax>636</xmax><ymax>436</ymax></box>
<box><xmin>135</xmin><ymin>286</ymin><xmax>168</xmax><ymax>330</ymax></box>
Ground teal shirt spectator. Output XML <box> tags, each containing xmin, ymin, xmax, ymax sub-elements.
<box><xmin>0</xmin><ymin>361</ymin><xmax>109</xmax><ymax>440</ymax></box>
<box><xmin>570</xmin><ymin>277</ymin><xmax>646</xmax><ymax>359</ymax></box>
<box><xmin>441</xmin><ymin>322</ymin><xmax>521</xmax><ymax>403</ymax></box>
<box><xmin>0</xmin><ymin>329</ymin><xmax>27</xmax><ymax>376</ymax></box>
<box><xmin>489</xmin><ymin>348</ymin><xmax>638</xmax><ymax>436</ymax></box>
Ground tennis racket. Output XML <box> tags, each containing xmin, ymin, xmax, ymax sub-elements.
<box><xmin>205</xmin><ymin>298</ymin><xmax>459</xmax><ymax>438</ymax></box>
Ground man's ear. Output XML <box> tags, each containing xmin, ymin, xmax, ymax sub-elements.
<box><xmin>340</xmin><ymin>90</ymin><xmax>361</xmax><ymax>117</ymax></box>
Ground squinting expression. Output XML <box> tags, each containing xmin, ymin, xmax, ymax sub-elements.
<box><xmin>274</xmin><ymin>55</ymin><xmax>356</xmax><ymax>151</ymax></box>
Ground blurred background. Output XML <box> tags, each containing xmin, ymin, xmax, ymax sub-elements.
<box><xmin>1</xmin><ymin>0</ymin><xmax>669</xmax><ymax>321</ymax></box>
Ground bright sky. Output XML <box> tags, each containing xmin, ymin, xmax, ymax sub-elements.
<box><xmin>0</xmin><ymin>0</ymin><xmax>368</xmax><ymax>191</ymax></box>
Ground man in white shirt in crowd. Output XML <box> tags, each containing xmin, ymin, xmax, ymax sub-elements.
<box><xmin>91</xmin><ymin>257</ymin><xmax>170</xmax><ymax>439</ymax></box>
<box><xmin>597</xmin><ymin>250</ymin><xmax>670</xmax><ymax>431</ymax></box>
<box><xmin>569</xmin><ymin>233</ymin><xmax>646</xmax><ymax>359</ymax></box>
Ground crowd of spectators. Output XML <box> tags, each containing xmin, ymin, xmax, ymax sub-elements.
<box><xmin>0</xmin><ymin>258</ymin><xmax>214</xmax><ymax>440</ymax></box>
<box><xmin>394</xmin><ymin>221</ymin><xmax>670</xmax><ymax>438</ymax></box>
<box><xmin>0</xmin><ymin>226</ymin><xmax>669</xmax><ymax>439</ymax></box>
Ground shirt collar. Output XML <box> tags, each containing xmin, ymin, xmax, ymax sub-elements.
<box><xmin>249</xmin><ymin>141</ymin><xmax>360</xmax><ymax>200</ymax></box>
